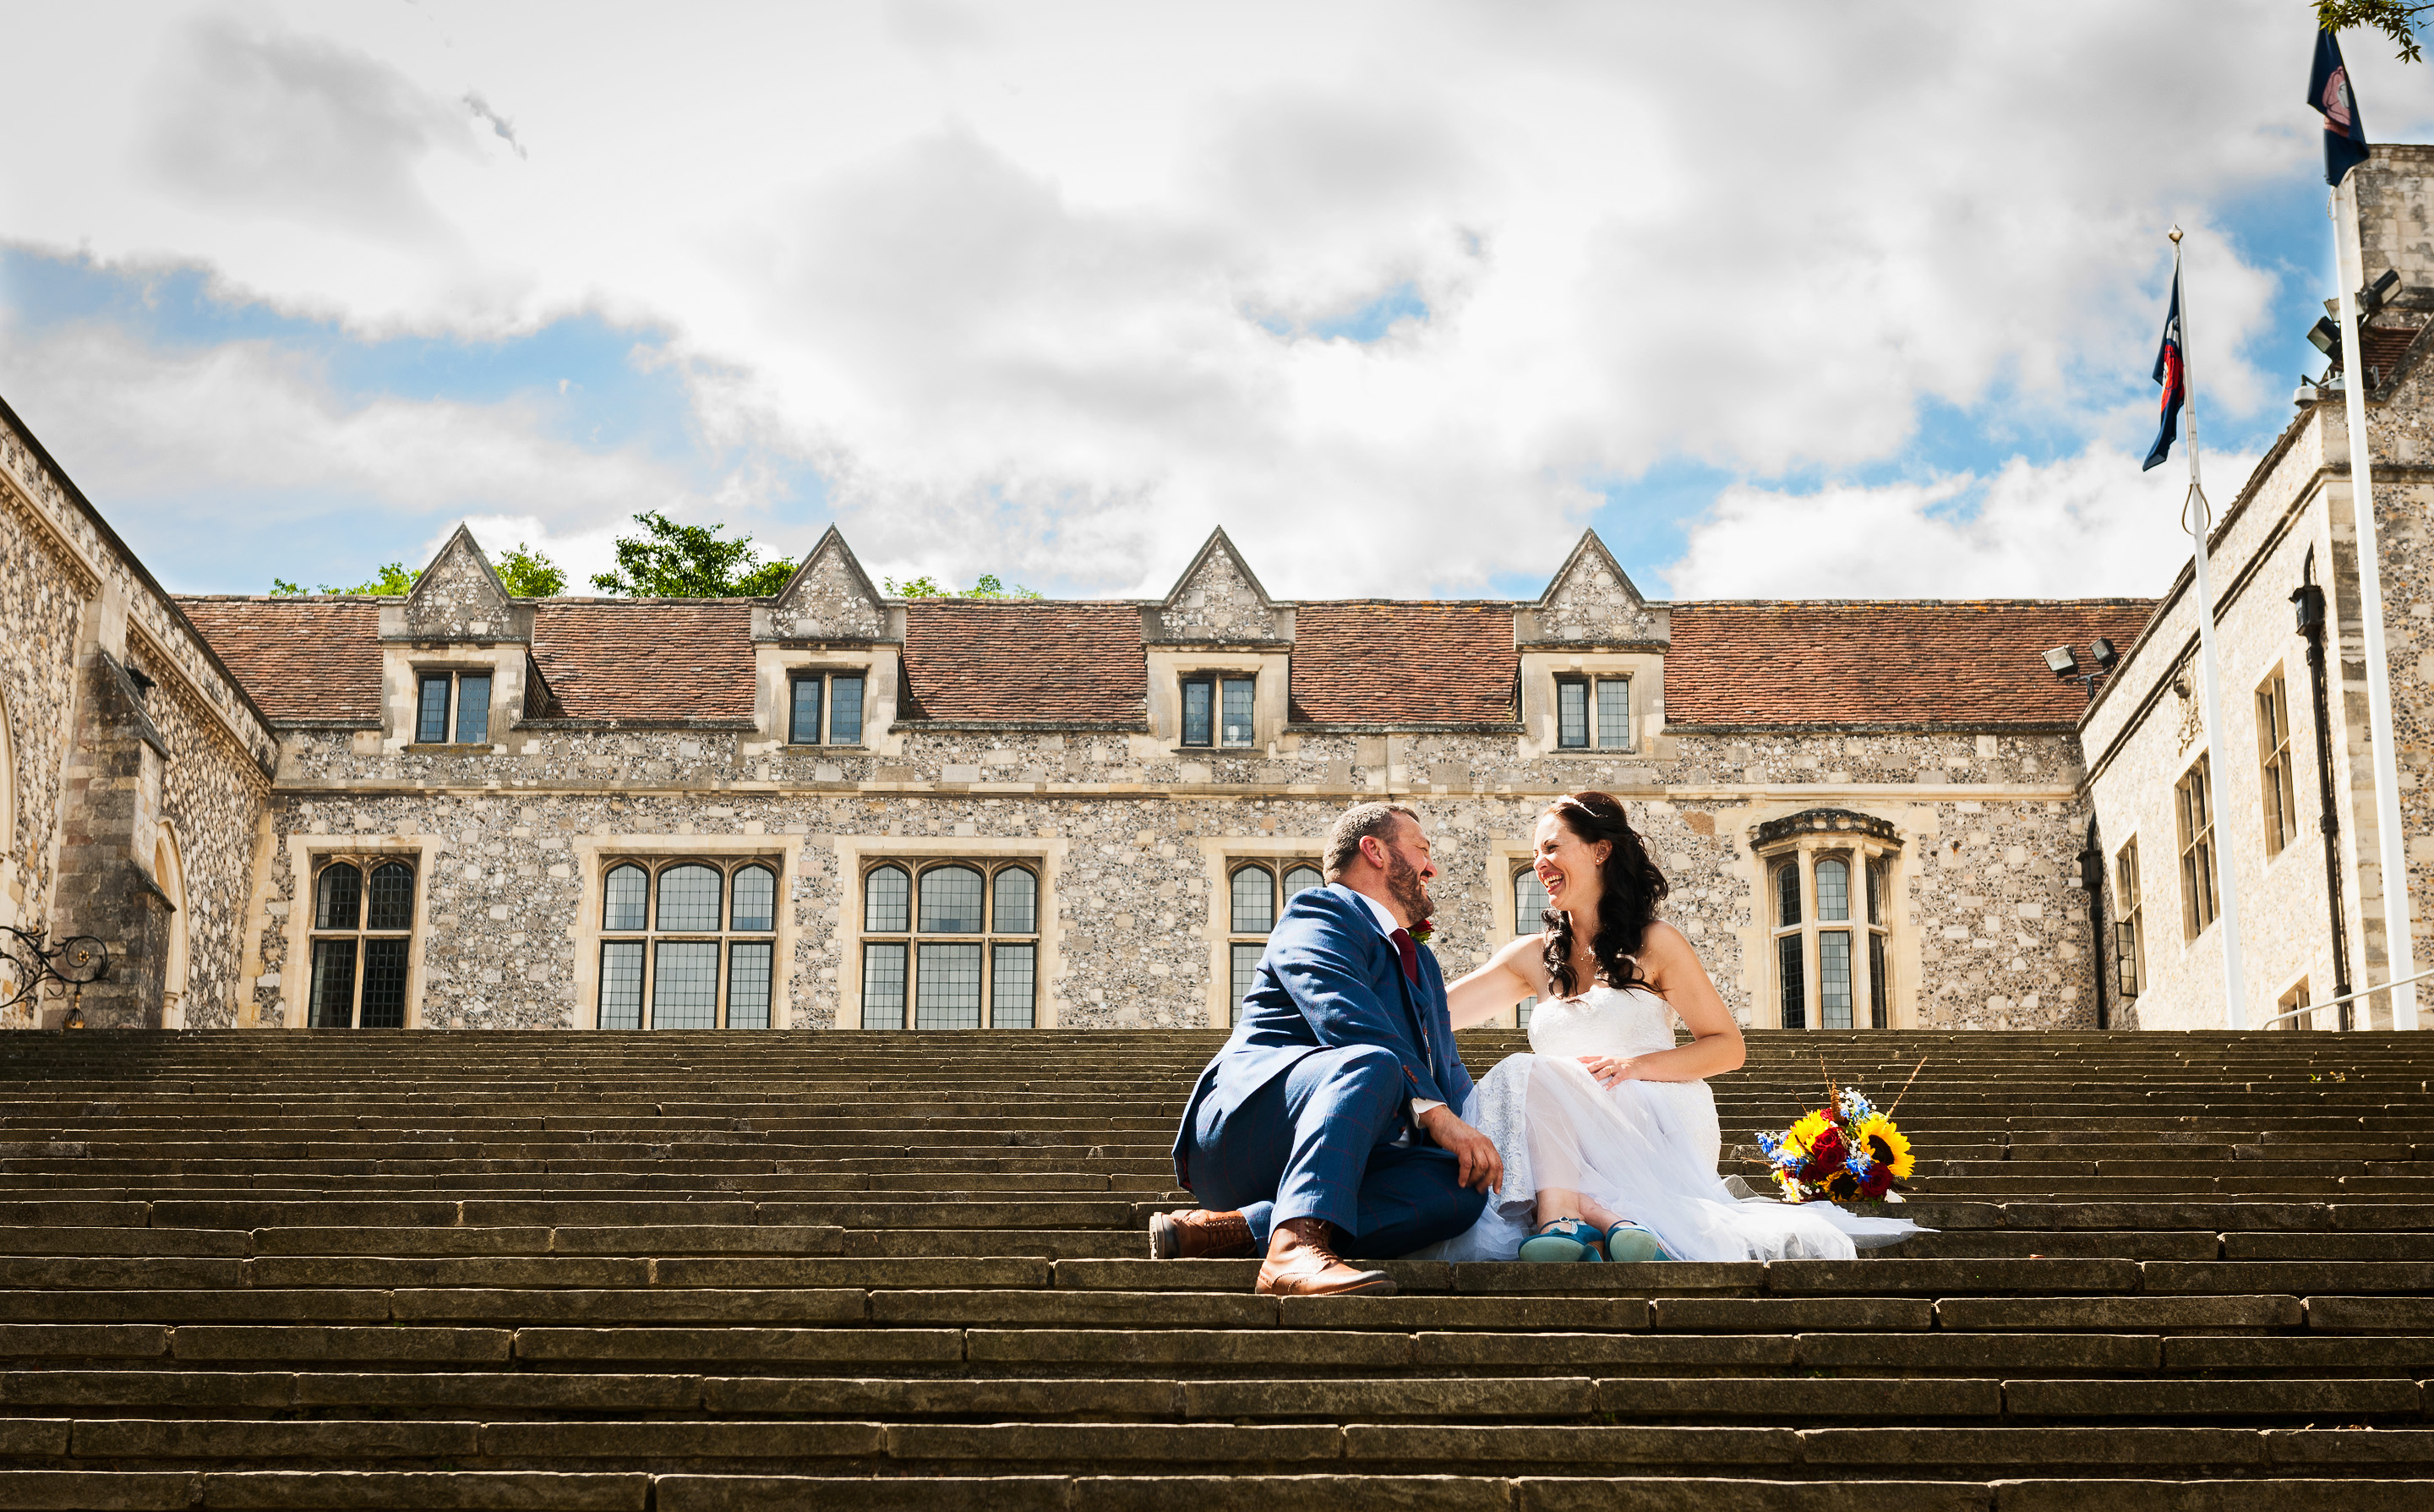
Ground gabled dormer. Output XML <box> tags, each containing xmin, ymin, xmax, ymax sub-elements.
<box><xmin>1520</xmin><ymin>529</ymin><xmax>1667</xmax><ymax>647</ymax></box>
<box><xmin>1143</xmin><ymin>529</ymin><xmax>1291</xmax><ymax>758</ymax></box>
<box><xmin>1514</xmin><ymin>530</ymin><xmax>1670</xmax><ymax>759</ymax></box>
<box><xmin>1149</xmin><ymin>528</ymin><xmax>1290</xmax><ymax>643</ymax></box>
<box><xmin>397</xmin><ymin>525</ymin><xmax>527</xmax><ymax>642</ymax></box>
<box><xmin>763</xmin><ymin>526</ymin><xmax>889</xmax><ymax>641</ymax></box>
<box><xmin>751</xmin><ymin>527</ymin><xmax>900</xmax><ymax>756</ymax></box>
<box><xmin>378</xmin><ymin>526</ymin><xmax>532</xmax><ymax>753</ymax></box>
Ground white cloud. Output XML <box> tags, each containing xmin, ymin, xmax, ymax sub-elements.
<box><xmin>1659</xmin><ymin>444</ymin><xmax>2261</xmax><ymax>602</ymax></box>
<box><xmin>3</xmin><ymin>0</ymin><xmax>2420</xmax><ymax>596</ymax></box>
<box><xmin>0</xmin><ymin>312</ymin><xmax>700</xmax><ymax>541</ymax></box>
<box><xmin>141</xmin><ymin>14</ymin><xmax>475</xmax><ymax>243</ymax></box>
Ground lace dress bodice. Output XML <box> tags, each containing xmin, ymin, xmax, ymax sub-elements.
<box><xmin>1525</xmin><ymin>983</ymin><xmax>1681</xmax><ymax>1062</ymax></box>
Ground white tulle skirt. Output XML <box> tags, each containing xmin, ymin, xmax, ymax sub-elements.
<box><xmin>1409</xmin><ymin>1054</ymin><xmax>1925</xmax><ymax>1263</ymax></box>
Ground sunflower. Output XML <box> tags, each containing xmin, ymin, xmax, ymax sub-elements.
<box><xmin>1782</xmin><ymin>1109</ymin><xmax>1832</xmax><ymax>1156</ymax></box>
<box><xmin>1857</xmin><ymin>1114</ymin><xmax>1914</xmax><ymax>1181</ymax></box>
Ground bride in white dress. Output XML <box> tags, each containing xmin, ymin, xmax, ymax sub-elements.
<box><xmin>1412</xmin><ymin>791</ymin><xmax>1923</xmax><ymax>1264</ymax></box>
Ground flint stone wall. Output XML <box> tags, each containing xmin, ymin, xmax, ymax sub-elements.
<box><xmin>0</xmin><ymin>410</ymin><xmax>273</xmax><ymax>1029</ymax></box>
<box><xmin>404</xmin><ymin>536</ymin><xmax>514</xmax><ymax>641</ymax></box>
<box><xmin>0</xmin><ymin>482</ymin><xmax>87</xmax><ymax>967</ymax></box>
<box><xmin>252</xmin><ymin>718</ymin><xmax>2096</xmax><ymax>1032</ymax></box>
<box><xmin>1162</xmin><ymin>548</ymin><xmax>1278</xmax><ymax>641</ymax></box>
<box><xmin>770</xmin><ymin>543</ymin><xmax>887</xmax><ymax>641</ymax></box>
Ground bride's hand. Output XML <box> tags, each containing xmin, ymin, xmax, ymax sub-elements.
<box><xmin>1578</xmin><ymin>1054</ymin><xmax>1635</xmax><ymax>1088</ymax></box>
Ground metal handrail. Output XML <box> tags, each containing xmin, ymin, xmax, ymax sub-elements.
<box><xmin>2257</xmin><ymin>964</ymin><xmax>2434</xmax><ymax>1029</ymax></box>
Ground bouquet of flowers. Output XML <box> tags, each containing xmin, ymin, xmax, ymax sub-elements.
<box><xmin>1755</xmin><ymin>1062</ymin><xmax>1918</xmax><ymax>1204</ymax></box>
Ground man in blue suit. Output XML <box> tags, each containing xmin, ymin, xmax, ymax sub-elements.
<box><xmin>1157</xmin><ymin>802</ymin><xmax>1503</xmax><ymax>1295</ymax></box>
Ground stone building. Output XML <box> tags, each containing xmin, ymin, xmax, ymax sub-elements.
<box><xmin>2082</xmin><ymin>145</ymin><xmax>2434</xmax><ymax>1032</ymax></box>
<box><xmin>0</xmin><ymin>397</ymin><xmax>277</xmax><ymax>1031</ymax></box>
<box><xmin>3</xmin><ymin>386</ymin><xmax>2155</xmax><ymax>1034</ymax></box>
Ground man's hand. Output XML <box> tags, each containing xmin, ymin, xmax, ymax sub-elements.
<box><xmin>1416</xmin><ymin>1105</ymin><xmax>1504</xmax><ymax>1195</ymax></box>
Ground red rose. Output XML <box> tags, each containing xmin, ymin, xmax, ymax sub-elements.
<box><xmin>1858</xmin><ymin>1165</ymin><xmax>1893</xmax><ymax>1198</ymax></box>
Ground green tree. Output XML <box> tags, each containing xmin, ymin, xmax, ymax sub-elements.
<box><xmin>590</xmin><ymin>510</ymin><xmax>794</xmax><ymax>598</ymax></box>
<box><xmin>882</xmin><ymin>572</ymin><xmax>1044</xmax><ymax>600</ymax></box>
<box><xmin>495</xmin><ymin>543</ymin><xmax>566</xmax><ymax>598</ymax></box>
<box><xmin>336</xmin><ymin>563</ymin><xmax>420</xmax><ymax>596</ymax></box>
<box><xmin>2320</xmin><ymin>1</ymin><xmax>2430</xmax><ymax>62</ymax></box>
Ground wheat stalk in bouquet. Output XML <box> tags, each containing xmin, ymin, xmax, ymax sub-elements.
<box><xmin>1753</xmin><ymin>1058</ymin><xmax>1922</xmax><ymax>1204</ymax></box>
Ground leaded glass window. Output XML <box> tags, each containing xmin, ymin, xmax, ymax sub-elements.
<box><xmin>789</xmin><ymin>671</ymin><xmax>866</xmax><ymax>745</ymax></box>
<box><xmin>1511</xmin><ymin>866</ymin><xmax>1552</xmax><ymax>1028</ymax></box>
<box><xmin>860</xmin><ymin>860</ymin><xmax>1040</xmax><ymax>1029</ymax></box>
<box><xmin>1554</xmin><ymin>676</ymin><xmax>1630</xmax><ymax>750</ymax></box>
<box><xmin>1225</xmin><ymin>856</ymin><xmax>1321</xmax><ymax>1024</ymax></box>
<box><xmin>1764</xmin><ymin>843</ymin><xmax>1896</xmax><ymax>1031</ymax></box>
<box><xmin>596</xmin><ymin>857</ymin><xmax>784</xmax><ymax>1029</ymax></box>
<box><xmin>1182</xmin><ymin>675</ymin><xmax>1256</xmax><ymax>748</ymax></box>
<box><xmin>308</xmin><ymin>856</ymin><xmax>418</xmax><ymax>1029</ymax></box>
<box><xmin>412</xmin><ymin>671</ymin><xmax>493</xmax><ymax>745</ymax></box>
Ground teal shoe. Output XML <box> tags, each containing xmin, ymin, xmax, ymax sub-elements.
<box><xmin>1602</xmin><ymin>1220</ymin><xmax>1674</xmax><ymax>1262</ymax></box>
<box><xmin>1518</xmin><ymin>1217</ymin><xmax>1606</xmax><ymax>1263</ymax></box>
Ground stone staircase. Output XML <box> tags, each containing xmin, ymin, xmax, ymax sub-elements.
<box><xmin>0</xmin><ymin>1028</ymin><xmax>2429</xmax><ymax>1509</ymax></box>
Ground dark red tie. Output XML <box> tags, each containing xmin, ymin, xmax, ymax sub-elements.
<box><xmin>1389</xmin><ymin>929</ymin><xmax>1421</xmax><ymax>985</ymax></box>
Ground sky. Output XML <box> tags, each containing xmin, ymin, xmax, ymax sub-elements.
<box><xmin>1</xmin><ymin>2</ymin><xmax>2426</xmax><ymax>603</ymax></box>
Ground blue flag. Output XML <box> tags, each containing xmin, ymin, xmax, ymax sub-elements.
<box><xmin>2142</xmin><ymin>269</ymin><xmax>2185</xmax><ymax>472</ymax></box>
<box><xmin>2309</xmin><ymin>29</ymin><xmax>2371</xmax><ymax>186</ymax></box>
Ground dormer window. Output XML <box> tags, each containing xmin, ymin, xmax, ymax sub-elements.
<box><xmin>1555</xmin><ymin>676</ymin><xmax>1629</xmax><ymax>751</ymax></box>
<box><xmin>1182</xmin><ymin>674</ymin><xmax>1256</xmax><ymax>749</ymax></box>
<box><xmin>415</xmin><ymin>671</ymin><xmax>492</xmax><ymax>745</ymax></box>
<box><xmin>789</xmin><ymin>673</ymin><xmax>866</xmax><ymax>745</ymax></box>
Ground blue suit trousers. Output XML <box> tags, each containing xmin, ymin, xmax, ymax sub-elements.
<box><xmin>1184</xmin><ymin>1043</ymin><xmax>1487</xmax><ymax>1258</ymax></box>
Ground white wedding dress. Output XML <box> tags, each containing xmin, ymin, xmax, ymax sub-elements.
<box><xmin>1411</xmin><ymin>983</ymin><xmax>1926</xmax><ymax>1263</ymax></box>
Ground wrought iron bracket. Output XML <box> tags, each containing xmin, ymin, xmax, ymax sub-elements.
<box><xmin>0</xmin><ymin>925</ymin><xmax>109</xmax><ymax>1016</ymax></box>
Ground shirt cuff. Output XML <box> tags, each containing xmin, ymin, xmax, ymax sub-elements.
<box><xmin>1410</xmin><ymin>1099</ymin><xmax>1445</xmax><ymax>1123</ymax></box>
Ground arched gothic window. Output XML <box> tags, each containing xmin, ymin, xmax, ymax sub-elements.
<box><xmin>308</xmin><ymin>858</ymin><xmax>417</xmax><ymax>1029</ymax></box>
<box><xmin>1510</xmin><ymin>866</ymin><xmax>1552</xmax><ymax>1028</ymax></box>
<box><xmin>860</xmin><ymin>860</ymin><xmax>1040</xmax><ymax>1029</ymax></box>
<box><xmin>1755</xmin><ymin>811</ymin><xmax>1900</xmax><ymax>1031</ymax></box>
<box><xmin>598</xmin><ymin>858</ymin><xmax>781</xmax><ymax>1029</ymax></box>
<box><xmin>1224</xmin><ymin>860</ymin><xmax>1323</xmax><ymax>1023</ymax></box>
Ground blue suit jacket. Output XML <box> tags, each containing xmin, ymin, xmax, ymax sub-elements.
<box><xmin>1173</xmin><ymin>885</ymin><xmax>1475</xmax><ymax>1186</ymax></box>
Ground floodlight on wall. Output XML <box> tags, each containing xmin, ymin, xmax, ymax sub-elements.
<box><xmin>2363</xmin><ymin>269</ymin><xmax>2402</xmax><ymax>315</ymax></box>
<box><xmin>2043</xmin><ymin>643</ymin><xmax>2114</xmax><ymax>704</ymax></box>
<box><xmin>2309</xmin><ymin>316</ymin><xmax>2345</xmax><ymax>362</ymax></box>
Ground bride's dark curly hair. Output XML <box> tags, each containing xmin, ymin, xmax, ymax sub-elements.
<box><xmin>1538</xmin><ymin>790</ymin><xmax>1671</xmax><ymax>997</ymax></box>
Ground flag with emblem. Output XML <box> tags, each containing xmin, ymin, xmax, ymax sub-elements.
<box><xmin>2142</xmin><ymin>268</ymin><xmax>2186</xmax><ymax>472</ymax></box>
<box><xmin>2309</xmin><ymin>28</ymin><xmax>2371</xmax><ymax>186</ymax></box>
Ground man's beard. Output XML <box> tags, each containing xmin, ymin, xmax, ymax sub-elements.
<box><xmin>1384</xmin><ymin>852</ymin><xmax>1434</xmax><ymax>924</ymax></box>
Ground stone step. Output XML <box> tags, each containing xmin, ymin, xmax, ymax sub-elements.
<box><xmin>4</xmin><ymin>1417</ymin><xmax>2432</xmax><ymax>1472</ymax></box>
<box><xmin>9</xmin><ymin>1372</ymin><xmax>2426</xmax><ymax>1422</ymax></box>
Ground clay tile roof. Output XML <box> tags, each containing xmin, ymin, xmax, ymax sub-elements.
<box><xmin>174</xmin><ymin>598</ymin><xmax>384</xmax><ymax>721</ymax></box>
<box><xmin>1664</xmin><ymin>600</ymin><xmax>2158</xmax><ymax>729</ymax></box>
<box><xmin>1290</xmin><ymin>603</ymin><xmax>1517</xmax><ymax>726</ymax></box>
<box><xmin>2363</xmin><ymin>321</ymin><xmax>2424</xmax><ymax>388</ymax></box>
<box><xmin>898</xmin><ymin>602</ymin><xmax>1145</xmax><ymax>723</ymax></box>
<box><xmin>532</xmin><ymin>600</ymin><xmax>756</xmax><ymax>723</ymax></box>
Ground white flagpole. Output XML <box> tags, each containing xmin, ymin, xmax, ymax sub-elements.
<box><xmin>2333</xmin><ymin>172</ymin><xmax>2420</xmax><ymax>1029</ymax></box>
<box><xmin>2171</xmin><ymin>227</ymin><xmax>2250</xmax><ymax>1029</ymax></box>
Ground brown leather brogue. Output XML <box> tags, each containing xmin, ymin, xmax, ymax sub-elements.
<box><xmin>1253</xmin><ymin>1216</ymin><xmax>1396</xmax><ymax>1296</ymax></box>
<box><xmin>1149</xmin><ymin>1208</ymin><xmax>1256</xmax><ymax>1259</ymax></box>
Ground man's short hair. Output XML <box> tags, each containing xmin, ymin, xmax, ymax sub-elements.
<box><xmin>1323</xmin><ymin>801</ymin><xmax>1421</xmax><ymax>881</ymax></box>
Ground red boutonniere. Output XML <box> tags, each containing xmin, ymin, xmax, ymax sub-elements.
<box><xmin>1408</xmin><ymin>919</ymin><xmax>1434</xmax><ymax>947</ymax></box>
